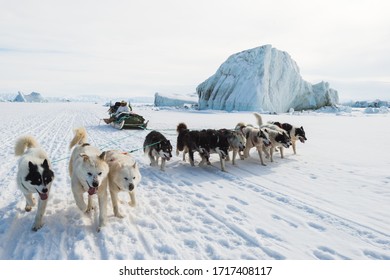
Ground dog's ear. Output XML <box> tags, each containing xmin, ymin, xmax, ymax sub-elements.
<box><xmin>79</xmin><ymin>153</ymin><xmax>89</xmax><ymax>162</ymax></box>
<box><xmin>132</xmin><ymin>162</ymin><xmax>137</xmax><ymax>169</ymax></box>
<box><xmin>41</xmin><ymin>159</ymin><xmax>49</xmax><ymax>169</ymax></box>
<box><xmin>99</xmin><ymin>151</ymin><xmax>106</xmax><ymax>161</ymax></box>
<box><xmin>28</xmin><ymin>161</ymin><xmax>38</xmax><ymax>171</ymax></box>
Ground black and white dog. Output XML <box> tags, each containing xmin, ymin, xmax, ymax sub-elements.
<box><xmin>176</xmin><ymin>123</ymin><xmax>231</xmax><ymax>171</ymax></box>
<box><xmin>197</xmin><ymin>129</ymin><xmax>231</xmax><ymax>171</ymax></box>
<box><xmin>144</xmin><ymin>130</ymin><xmax>172</xmax><ymax>171</ymax></box>
<box><xmin>15</xmin><ymin>135</ymin><xmax>55</xmax><ymax>231</ymax></box>
<box><xmin>253</xmin><ymin>113</ymin><xmax>292</xmax><ymax>162</ymax></box>
<box><xmin>176</xmin><ymin>123</ymin><xmax>206</xmax><ymax>166</ymax></box>
<box><xmin>269</xmin><ymin>121</ymin><xmax>307</xmax><ymax>154</ymax></box>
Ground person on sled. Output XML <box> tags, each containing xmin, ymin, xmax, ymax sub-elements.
<box><xmin>104</xmin><ymin>100</ymin><xmax>132</xmax><ymax>124</ymax></box>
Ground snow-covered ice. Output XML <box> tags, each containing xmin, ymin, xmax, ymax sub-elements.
<box><xmin>0</xmin><ymin>102</ymin><xmax>389</xmax><ymax>260</ymax></box>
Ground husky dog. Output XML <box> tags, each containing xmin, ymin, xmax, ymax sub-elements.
<box><xmin>197</xmin><ymin>129</ymin><xmax>231</xmax><ymax>171</ymax></box>
<box><xmin>15</xmin><ymin>136</ymin><xmax>55</xmax><ymax>231</ymax></box>
<box><xmin>176</xmin><ymin>123</ymin><xmax>204</xmax><ymax>166</ymax></box>
<box><xmin>69</xmin><ymin>127</ymin><xmax>109</xmax><ymax>232</ymax></box>
<box><xmin>253</xmin><ymin>113</ymin><xmax>292</xmax><ymax>162</ymax></box>
<box><xmin>236</xmin><ymin>123</ymin><xmax>271</xmax><ymax>166</ymax></box>
<box><xmin>269</xmin><ymin>121</ymin><xmax>307</xmax><ymax>154</ymax></box>
<box><xmin>105</xmin><ymin>150</ymin><xmax>141</xmax><ymax>218</ymax></box>
<box><xmin>176</xmin><ymin>122</ymin><xmax>190</xmax><ymax>161</ymax></box>
<box><xmin>219</xmin><ymin>129</ymin><xmax>246</xmax><ymax>165</ymax></box>
<box><xmin>144</xmin><ymin>130</ymin><xmax>172</xmax><ymax>171</ymax></box>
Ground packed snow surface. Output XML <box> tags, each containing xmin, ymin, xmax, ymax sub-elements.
<box><xmin>197</xmin><ymin>45</ymin><xmax>339</xmax><ymax>113</ymax></box>
<box><xmin>0</xmin><ymin>103</ymin><xmax>389</xmax><ymax>260</ymax></box>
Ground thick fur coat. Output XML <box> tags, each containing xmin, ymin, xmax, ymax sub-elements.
<box><xmin>15</xmin><ymin>135</ymin><xmax>54</xmax><ymax>231</ymax></box>
<box><xmin>69</xmin><ymin>127</ymin><xmax>109</xmax><ymax>232</ymax></box>
<box><xmin>105</xmin><ymin>150</ymin><xmax>141</xmax><ymax>218</ymax></box>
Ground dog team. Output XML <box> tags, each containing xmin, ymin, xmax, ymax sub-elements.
<box><xmin>14</xmin><ymin>113</ymin><xmax>306</xmax><ymax>232</ymax></box>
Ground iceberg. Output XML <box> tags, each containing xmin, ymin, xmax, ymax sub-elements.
<box><xmin>13</xmin><ymin>91</ymin><xmax>47</xmax><ymax>102</ymax></box>
<box><xmin>154</xmin><ymin>92</ymin><xmax>198</xmax><ymax>107</ymax></box>
<box><xmin>197</xmin><ymin>45</ymin><xmax>339</xmax><ymax>113</ymax></box>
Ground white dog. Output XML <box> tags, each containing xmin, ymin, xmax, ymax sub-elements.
<box><xmin>69</xmin><ymin>127</ymin><xmax>109</xmax><ymax>232</ymax></box>
<box><xmin>105</xmin><ymin>150</ymin><xmax>141</xmax><ymax>218</ymax></box>
<box><xmin>15</xmin><ymin>135</ymin><xmax>54</xmax><ymax>231</ymax></box>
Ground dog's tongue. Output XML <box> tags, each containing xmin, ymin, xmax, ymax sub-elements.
<box><xmin>88</xmin><ymin>187</ymin><xmax>97</xmax><ymax>196</ymax></box>
<box><xmin>39</xmin><ymin>193</ymin><xmax>48</xmax><ymax>200</ymax></box>
<box><xmin>300</xmin><ymin>137</ymin><xmax>305</xmax><ymax>143</ymax></box>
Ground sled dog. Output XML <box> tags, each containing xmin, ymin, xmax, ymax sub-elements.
<box><xmin>269</xmin><ymin>121</ymin><xmax>307</xmax><ymax>154</ymax></box>
<box><xmin>144</xmin><ymin>130</ymin><xmax>172</xmax><ymax>171</ymax></box>
<box><xmin>197</xmin><ymin>129</ymin><xmax>231</xmax><ymax>171</ymax></box>
<box><xmin>69</xmin><ymin>127</ymin><xmax>109</xmax><ymax>232</ymax></box>
<box><xmin>222</xmin><ymin>129</ymin><xmax>246</xmax><ymax>165</ymax></box>
<box><xmin>15</xmin><ymin>135</ymin><xmax>55</xmax><ymax>231</ymax></box>
<box><xmin>105</xmin><ymin>150</ymin><xmax>141</xmax><ymax>218</ymax></box>
<box><xmin>176</xmin><ymin>123</ymin><xmax>205</xmax><ymax>166</ymax></box>
<box><xmin>253</xmin><ymin>113</ymin><xmax>291</xmax><ymax>162</ymax></box>
<box><xmin>236</xmin><ymin>123</ymin><xmax>271</xmax><ymax>166</ymax></box>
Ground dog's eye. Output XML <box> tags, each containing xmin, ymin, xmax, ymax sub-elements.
<box><xmin>133</xmin><ymin>177</ymin><xmax>136</xmax><ymax>180</ymax></box>
<box><xmin>87</xmin><ymin>172</ymin><xmax>92</xmax><ymax>176</ymax></box>
<box><xmin>124</xmin><ymin>177</ymin><xmax>129</xmax><ymax>181</ymax></box>
<box><xmin>98</xmin><ymin>172</ymin><xmax>102</xmax><ymax>176</ymax></box>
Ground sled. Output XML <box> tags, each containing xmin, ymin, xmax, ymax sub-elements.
<box><xmin>110</xmin><ymin>114</ymin><xmax>149</xmax><ymax>130</ymax></box>
<box><xmin>106</xmin><ymin>101</ymin><xmax>149</xmax><ymax>130</ymax></box>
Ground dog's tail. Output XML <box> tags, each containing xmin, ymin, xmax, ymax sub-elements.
<box><xmin>15</xmin><ymin>135</ymin><xmax>39</xmax><ymax>156</ymax></box>
<box><xmin>253</xmin><ymin>112</ymin><xmax>263</xmax><ymax>126</ymax></box>
<box><xmin>69</xmin><ymin>127</ymin><xmax>88</xmax><ymax>149</ymax></box>
<box><xmin>176</xmin><ymin>123</ymin><xmax>188</xmax><ymax>153</ymax></box>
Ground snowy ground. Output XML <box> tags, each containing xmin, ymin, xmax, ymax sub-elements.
<box><xmin>0</xmin><ymin>102</ymin><xmax>389</xmax><ymax>260</ymax></box>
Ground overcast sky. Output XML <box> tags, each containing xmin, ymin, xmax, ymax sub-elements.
<box><xmin>1</xmin><ymin>0</ymin><xmax>389</xmax><ymax>101</ymax></box>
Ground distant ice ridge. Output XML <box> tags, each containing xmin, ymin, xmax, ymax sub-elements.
<box><xmin>154</xmin><ymin>92</ymin><xmax>198</xmax><ymax>107</ymax></box>
<box><xmin>197</xmin><ymin>45</ymin><xmax>339</xmax><ymax>113</ymax></box>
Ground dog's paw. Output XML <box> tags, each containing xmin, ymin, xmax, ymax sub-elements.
<box><xmin>25</xmin><ymin>205</ymin><xmax>32</xmax><ymax>212</ymax></box>
<box><xmin>85</xmin><ymin>206</ymin><xmax>95</xmax><ymax>213</ymax></box>
<box><xmin>32</xmin><ymin>223</ymin><xmax>43</xmax><ymax>231</ymax></box>
<box><xmin>115</xmin><ymin>213</ymin><xmax>125</xmax><ymax>219</ymax></box>
<box><xmin>128</xmin><ymin>201</ymin><xmax>136</xmax><ymax>207</ymax></box>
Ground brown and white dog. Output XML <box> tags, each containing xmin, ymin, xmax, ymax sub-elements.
<box><xmin>235</xmin><ymin>122</ymin><xmax>271</xmax><ymax>166</ymax></box>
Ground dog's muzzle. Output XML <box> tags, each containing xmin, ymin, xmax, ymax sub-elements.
<box><xmin>299</xmin><ymin>136</ymin><xmax>306</xmax><ymax>143</ymax></box>
<box><xmin>164</xmin><ymin>153</ymin><xmax>172</xmax><ymax>161</ymax></box>
<box><xmin>87</xmin><ymin>181</ymin><xmax>99</xmax><ymax>195</ymax></box>
<box><xmin>36</xmin><ymin>188</ymin><xmax>49</xmax><ymax>200</ymax></box>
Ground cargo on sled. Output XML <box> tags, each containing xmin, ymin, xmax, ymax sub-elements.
<box><xmin>103</xmin><ymin>101</ymin><xmax>148</xmax><ymax>130</ymax></box>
